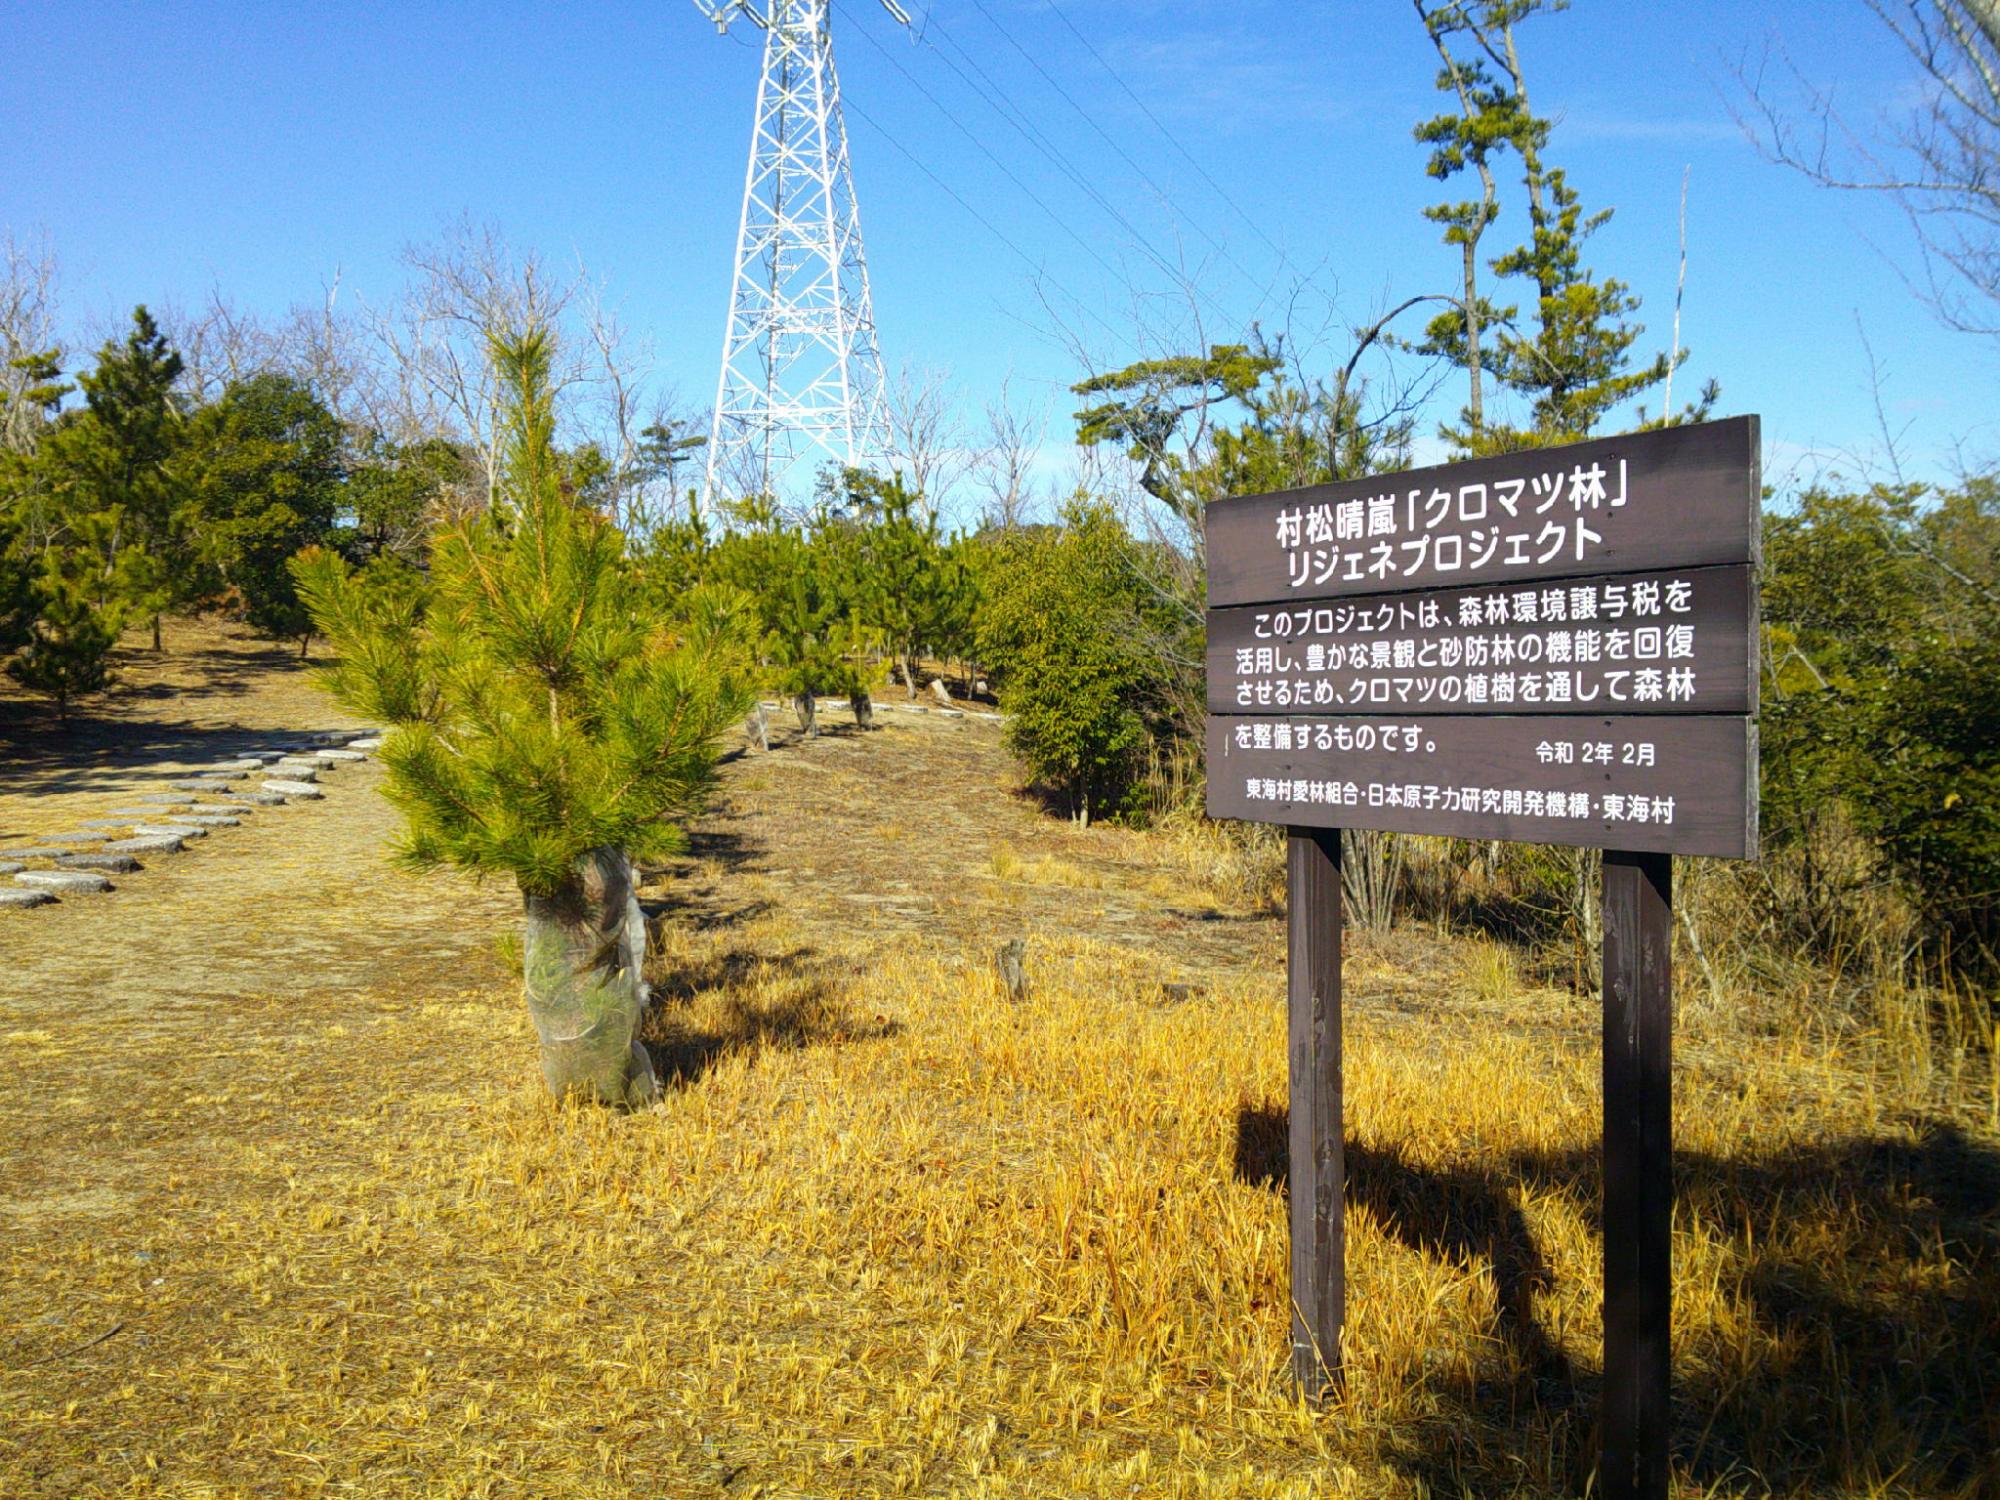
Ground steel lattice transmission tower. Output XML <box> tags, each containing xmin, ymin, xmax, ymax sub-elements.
<box><xmin>693</xmin><ymin>0</ymin><xmax>905</xmax><ymax>507</ymax></box>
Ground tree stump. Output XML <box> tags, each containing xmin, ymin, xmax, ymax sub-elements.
<box><xmin>996</xmin><ymin>938</ymin><xmax>1029</xmax><ymax>1002</ymax></box>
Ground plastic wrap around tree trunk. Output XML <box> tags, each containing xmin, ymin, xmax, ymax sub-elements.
<box><xmin>521</xmin><ymin>848</ymin><xmax>661</xmax><ymax>1108</ymax></box>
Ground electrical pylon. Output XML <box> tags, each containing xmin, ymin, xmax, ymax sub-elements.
<box><xmin>693</xmin><ymin>0</ymin><xmax>904</xmax><ymax>509</ymax></box>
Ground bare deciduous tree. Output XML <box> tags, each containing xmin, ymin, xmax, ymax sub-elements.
<box><xmin>971</xmin><ymin>376</ymin><xmax>1046</xmax><ymax>533</ymax></box>
<box><xmin>884</xmin><ymin>363</ymin><xmax>971</xmax><ymax>524</ymax></box>
<box><xmin>0</xmin><ymin>232</ymin><xmax>64</xmax><ymax>454</ymax></box>
<box><xmin>160</xmin><ymin>288</ymin><xmax>280</xmax><ymax>407</ymax></box>
<box><xmin>1737</xmin><ymin>1</ymin><xmax>2000</xmax><ymax>334</ymax></box>
<box><xmin>366</xmin><ymin>218</ymin><xmax>583</xmax><ymax>508</ymax></box>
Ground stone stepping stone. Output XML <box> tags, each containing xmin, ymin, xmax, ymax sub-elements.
<box><xmin>348</xmin><ymin>737</ymin><xmax>384</xmax><ymax>751</ymax></box>
<box><xmin>78</xmin><ymin>819</ymin><xmax>136</xmax><ymax>829</ymax></box>
<box><xmin>0</xmin><ymin>846</ymin><xmax>60</xmax><ymax>859</ymax></box>
<box><xmin>133</xmin><ymin>823</ymin><xmax>206</xmax><ymax>840</ymax></box>
<box><xmin>138</xmin><ymin>793</ymin><xmax>196</xmax><ymax>805</ymax></box>
<box><xmin>0</xmin><ymin>861</ymin><xmax>21</xmax><ymax>876</ymax></box>
<box><xmin>192</xmin><ymin>768</ymin><xmax>249</xmax><ymax>780</ymax></box>
<box><xmin>269</xmin><ymin>763</ymin><xmax>321</xmax><ymax>781</ymax></box>
<box><xmin>317</xmin><ymin>749</ymin><xmax>368</xmax><ymax>762</ymax></box>
<box><xmin>170</xmin><ymin>780</ymin><xmax>227</xmax><ymax>792</ymax></box>
<box><xmin>16</xmin><ymin>870</ymin><xmax>112</xmax><ymax>893</ymax></box>
<box><xmin>225</xmin><ymin>791</ymin><xmax>290</xmax><ymax>807</ymax></box>
<box><xmin>215</xmin><ymin>760</ymin><xmax>268</xmax><ymax>772</ymax></box>
<box><xmin>237</xmin><ymin>751</ymin><xmax>286</xmax><ymax>763</ymax></box>
<box><xmin>163</xmin><ymin>814</ymin><xmax>241</xmax><ymax>828</ymax></box>
<box><xmin>39</xmin><ymin>830</ymin><xmax>111</xmax><ymax>843</ymax></box>
<box><xmin>56</xmin><ymin>852</ymin><xmax>141</xmax><ymax>873</ymax></box>
<box><xmin>262</xmin><ymin>780</ymin><xmax>323</xmax><ymax>799</ymax></box>
<box><xmin>104</xmin><ymin>835</ymin><xmax>186</xmax><ymax>854</ymax></box>
<box><xmin>0</xmin><ymin>888</ymin><xmax>55</xmax><ymax>910</ymax></box>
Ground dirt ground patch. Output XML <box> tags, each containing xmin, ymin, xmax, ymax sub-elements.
<box><xmin>0</xmin><ymin>618</ymin><xmax>518</xmax><ymax>1020</ymax></box>
<box><xmin>659</xmin><ymin>704</ymin><xmax>1288</xmax><ymax>986</ymax></box>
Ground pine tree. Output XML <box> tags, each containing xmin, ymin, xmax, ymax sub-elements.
<box><xmin>840</xmin><ymin>469</ymin><xmax>971</xmax><ymax>700</ymax></box>
<box><xmin>184</xmin><ymin>373</ymin><xmax>347</xmax><ymax>654</ymax></box>
<box><xmin>293</xmin><ymin>325</ymin><xmax>754</xmax><ymax>1107</ymax></box>
<box><xmin>82</xmin><ymin>308</ymin><xmax>185</xmax><ymax>645</ymax></box>
<box><xmin>1411</xmin><ymin>2</ymin><xmax>1709</xmax><ymax>454</ymax></box>
<box><xmin>5</xmin><ymin>508</ymin><xmax>133</xmax><ymax>718</ymax></box>
<box><xmin>1412</xmin><ymin>0</ymin><xmax>1536</xmax><ymax>435</ymax></box>
<box><xmin>0</xmin><ymin>347</ymin><xmax>70</xmax><ymax>455</ymax></box>
<box><xmin>0</xmin><ymin>448</ymin><xmax>41</xmax><ymax>651</ymax></box>
<box><xmin>744</xmin><ymin>522</ymin><xmax>872</xmax><ymax>736</ymax></box>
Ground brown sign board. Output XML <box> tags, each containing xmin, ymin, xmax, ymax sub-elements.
<box><xmin>1204</xmin><ymin>714</ymin><xmax>1757</xmax><ymax>858</ymax></box>
<box><xmin>1206</xmin><ymin>415</ymin><xmax>1760</xmax><ymax>609</ymax></box>
<box><xmin>1224</xmin><ymin>420</ymin><xmax>1765</xmax><ymax>1481</ymax></box>
<box><xmin>1207</xmin><ymin>563</ymin><xmax>1755</xmax><ymax>716</ymax></box>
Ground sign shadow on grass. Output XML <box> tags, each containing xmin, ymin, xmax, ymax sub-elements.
<box><xmin>1232</xmin><ymin>1103</ymin><xmax>1999</xmax><ymax>1494</ymax></box>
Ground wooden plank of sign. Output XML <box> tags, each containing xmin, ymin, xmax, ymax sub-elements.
<box><xmin>1601</xmin><ymin>849</ymin><xmax>1674</xmax><ymax>1499</ymax></box>
<box><xmin>1207</xmin><ymin>415</ymin><xmax>1759</xmax><ymax>609</ymax></box>
<box><xmin>1205</xmin><ymin>714</ymin><xmax>1757</xmax><ymax>859</ymax></box>
<box><xmin>1206</xmin><ymin>563</ymin><xmax>1755</xmax><ymax>717</ymax></box>
<box><xmin>1287</xmin><ymin>826</ymin><xmax>1344</xmax><ymax>1401</ymax></box>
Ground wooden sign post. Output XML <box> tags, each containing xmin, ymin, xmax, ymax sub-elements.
<box><xmin>1205</xmin><ymin>417</ymin><xmax>1761</xmax><ymax>1500</ymax></box>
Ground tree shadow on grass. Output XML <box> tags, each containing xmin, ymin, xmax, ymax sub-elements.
<box><xmin>1232</xmin><ymin>1104</ymin><xmax>2000</xmax><ymax>1495</ymax></box>
<box><xmin>645</xmin><ymin>945</ymin><xmax>821</xmax><ymax>1007</ymax></box>
<box><xmin>640</xmin><ymin>945</ymin><xmax>900</xmax><ymax>1089</ymax></box>
<box><xmin>1</xmin><ymin>634</ymin><xmax>312</xmax><ymax>741</ymax></box>
<box><xmin>641</xmin><ymin>975</ymin><xmax>901</xmax><ymax>1089</ymax></box>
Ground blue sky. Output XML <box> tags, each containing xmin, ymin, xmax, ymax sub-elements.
<box><xmin>4</xmin><ymin>0</ymin><xmax>1993</xmax><ymax>500</ymax></box>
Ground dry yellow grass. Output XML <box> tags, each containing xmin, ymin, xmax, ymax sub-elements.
<box><xmin>1464</xmin><ymin>939</ymin><xmax>1519</xmax><ymax>1006</ymax></box>
<box><xmin>1</xmin><ymin>626</ymin><xmax>1996</xmax><ymax>1497</ymax></box>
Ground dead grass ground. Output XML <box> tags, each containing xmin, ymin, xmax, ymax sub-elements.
<box><xmin>0</xmin><ymin>630</ymin><xmax>1995</xmax><ymax>1498</ymax></box>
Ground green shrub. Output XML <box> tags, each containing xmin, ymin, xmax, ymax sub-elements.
<box><xmin>975</xmin><ymin>501</ymin><xmax>1184</xmax><ymax>826</ymax></box>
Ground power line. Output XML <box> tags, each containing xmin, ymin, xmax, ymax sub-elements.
<box><xmin>840</xmin><ymin>93</ymin><xmax>1126</xmax><ymax>347</ymax></box>
<box><xmin>1039</xmin><ymin>0</ymin><xmax>1294</xmax><ymax>269</ymax></box>
<box><xmin>835</xmin><ymin>4</ymin><xmax>1139</xmax><ymax>296</ymax></box>
<box><xmin>910</xmin><ymin>15</ymin><xmax>1244</xmax><ymax>328</ymax></box>
<box><xmin>952</xmin><ymin>0</ymin><xmax>1276</xmax><ymax>313</ymax></box>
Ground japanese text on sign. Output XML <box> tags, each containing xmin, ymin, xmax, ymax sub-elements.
<box><xmin>1206</xmin><ymin>416</ymin><xmax>1760</xmax><ymax>607</ymax></box>
<box><xmin>1204</xmin><ymin>714</ymin><xmax>1758</xmax><ymax>858</ymax></box>
<box><xmin>1271</xmin><ymin>458</ymin><xmax>1626</xmax><ymax>591</ymax></box>
<box><xmin>1206</xmin><ymin>565</ymin><xmax>1753</xmax><ymax>715</ymax></box>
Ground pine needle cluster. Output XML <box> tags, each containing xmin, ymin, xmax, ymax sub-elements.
<box><xmin>294</xmin><ymin>326</ymin><xmax>753</xmax><ymax>898</ymax></box>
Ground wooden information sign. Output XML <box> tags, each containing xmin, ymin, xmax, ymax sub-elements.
<box><xmin>1205</xmin><ymin>417</ymin><xmax>1760</xmax><ymax>1500</ymax></box>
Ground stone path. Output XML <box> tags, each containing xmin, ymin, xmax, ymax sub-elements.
<box><xmin>1</xmin><ymin>730</ymin><xmax>376</xmax><ymax>910</ymax></box>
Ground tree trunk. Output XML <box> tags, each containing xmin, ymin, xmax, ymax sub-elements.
<box><xmin>900</xmin><ymin>652</ymin><xmax>917</xmax><ymax>699</ymax></box>
<box><xmin>1341</xmin><ymin>828</ymin><xmax>1406</xmax><ymax>934</ymax></box>
<box><xmin>1570</xmin><ymin>846</ymin><xmax>1603</xmax><ymax>992</ymax></box>
<box><xmin>1462</xmin><ymin>235</ymin><xmax>1484</xmax><ymax>428</ymax></box>
<box><xmin>520</xmin><ymin>848</ymin><xmax>660</xmax><ymax>1108</ymax></box>
<box><xmin>152</xmin><ymin>613</ymin><xmax>162</xmax><ymax>653</ymax></box>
